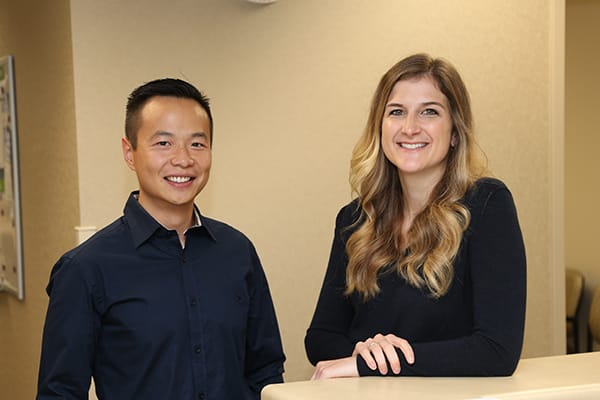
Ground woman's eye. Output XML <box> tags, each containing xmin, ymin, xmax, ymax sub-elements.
<box><xmin>389</xmin><ymin>109</ymin><xmax>404</xmax><ymax>116</ymax></box>
<box><xmin>422</xmin><ymin>108</ymin><xmax>439</xmax><ymax>116</ymax></box>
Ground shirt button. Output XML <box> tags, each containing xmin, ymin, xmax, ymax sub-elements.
<box><xmin>198</xmin><ymin>393</ymin><xmax>205</xmax><ymax>400</ymax></box>
<box><xmin>190</xmin><ymin>297</ymin><xmax>197</xmax><ymax>306</ymax></box>
<box><xmin>194</xmin><ymin>345</ymin><xmax>202</xmax><ymax>354</ymax></box>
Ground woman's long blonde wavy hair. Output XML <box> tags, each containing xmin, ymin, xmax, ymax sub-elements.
<box><xmin>346</xmin><ymin>53</ymin><xmax>485</xmax><ymax>300</ymax></box>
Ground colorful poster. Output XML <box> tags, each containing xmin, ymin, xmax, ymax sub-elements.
<box><xmin>0</xmin><ymin>55</ymin><xmax>23</xmax><ymax>300</ymax></box>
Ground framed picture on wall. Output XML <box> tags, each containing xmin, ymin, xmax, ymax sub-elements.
<box><xmin>0</xmin><ymin>55</ymin><xmax>24</xmax><ymax>300</ymax></box>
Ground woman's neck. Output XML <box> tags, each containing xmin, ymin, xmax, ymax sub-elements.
<box><xmin>400</xmin><ymin>178</ymin><xmax>436</xmax><ymax>217</ymax></box>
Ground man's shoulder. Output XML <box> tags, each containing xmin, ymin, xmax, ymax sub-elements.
<box><xmin>47</xmin><ymin>217</ymin><xmax>129</xmax><ymax>292</ymax></box>
<box><xmin>62</xmin><ymin>217</ymin><xmax>129</xmax><ymax>262</ymax></box>
<box><xmin>200</xmin><ymin>215</ymin><xmax>252</xmax><ymax>244</ymax></box>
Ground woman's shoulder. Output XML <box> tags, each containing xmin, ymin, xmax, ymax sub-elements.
<box><xmin>335</xmin><ymin>198</ymin><xmax>363</xmax><ymax>228</ymax></box>
<box><xmin>471</xmin><ymin>176</ymin><xmax>508</xmax><ymax>191</ymax></box>
<box><xmin>465</xmin><ymin>177</ymin><xmax>510</xmax><ymax>201</ymax></box>
<box><xmin>463</xmin><ymin>176</ymin><xmax>517</xmax><ymax>216</ymax></box>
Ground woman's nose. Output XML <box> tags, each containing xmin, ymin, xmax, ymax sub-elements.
<box><xmin>401</xmin><ymin>113</ymin><xmax>421</xmax><ymax>136</ymax></box>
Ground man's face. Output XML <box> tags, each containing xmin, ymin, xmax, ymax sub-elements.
<box><xmin>122</xmin><ymin>96</ymin><xmax>212</xmax><ymax>219</ymax></box>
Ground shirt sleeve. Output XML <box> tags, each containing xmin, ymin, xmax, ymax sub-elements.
<box><xmin>356</xmin><ymin>184</ymin><xmax>527</xmax><ymax>377</ymax></box>
<box><xmin>244</xmin><ymin>243</ymin><xmax>286</xmax><ymax>397</ymax></box>
<box><xmin>304</xmin><ymin>204</ymin><xmax>357</xmax><ymax>365</ymax></box>
<box><xmin>37</xmin><ymin>256</ymin><xmax>99</xmax><ymax>399</ymax></box>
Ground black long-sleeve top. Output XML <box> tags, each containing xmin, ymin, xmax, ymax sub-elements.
<box><xmin>38</xmin><ymin>192</ymin><xmax>285</xmax><ymax>399</ymax></box>
<box><xmin>305</xmin><ymin>178</ymin><xmax>526</xmax><ymax>376</ymax></box>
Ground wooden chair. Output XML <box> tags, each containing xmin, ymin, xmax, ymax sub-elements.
<box><xmin>589</xmin><ymin>285</ymin><xmax>600</xmax><ymax>352</ymax></box>
<box><xmin>565</xmin><ymin>268</ymin><xmax>584</xmax><ymax>353</ymax></box>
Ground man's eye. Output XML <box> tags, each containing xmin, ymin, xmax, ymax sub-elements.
<box><xmin>156</xmin><ymin>141</ymin><xmax>170</xmax><ymax>146</ymax></box>
<box><xmin>191</xmin><ymin>142</ymin><xmax>206</xmax><ymax>148</ymax></box>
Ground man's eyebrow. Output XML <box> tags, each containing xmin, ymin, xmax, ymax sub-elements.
<box><xmin>151</xmin><ymin>130</ymin><xmax>174</xmax><ymax>139</ymax></box>
<box><xmin>191</xmin><ymin>132</ymin><xmax>209</xmax><ymax>139</ymax></box>
<box><xmin>150</xmin><ymin>131</ymin><xmax>209</xmax><ymax>139</ymax></box>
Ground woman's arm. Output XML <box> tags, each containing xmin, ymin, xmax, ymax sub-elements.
<box><xmin>305</xmin><ymin>204</ymin><xmax>358</xmax><ymax>364</ymax></box>
<box><xmin>357</xmin><ymin>184</ymin><xmax>526</xmax><ymax>377</ymax></box>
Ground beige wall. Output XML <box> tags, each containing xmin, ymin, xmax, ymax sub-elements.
<box><xmin>565</xmin><ymin>0</ymin><xmax>600</xmax><ymax>350</ymax></box>
<box><xmin>70</xmin><ymin>0</ymin><xmax>565</xmax><ymax>381</ymax></box>
<box><xmin>0</xmin><ymin>1</ymin><xmax>566</xmax><ymax>396</ymax></box>
<box><xmin>0</xmin><ymin>0</ymin><xmax>80</xmax><ymax>399</ymax></box>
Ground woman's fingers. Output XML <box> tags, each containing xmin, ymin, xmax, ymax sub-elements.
<box><xmin>311</xmin><ymin>356</ymin><xmax>359</xmax><ymax>380</ymax></box>
<box><xmin>378</xmin><ymin>337</ymin><xmax>401</xmax><ymax>374</ymax></box>
<box><xmin>366</xmin><ymin>340</ymin><xmax>389</xmax><ymax>374</ymax></box>
<box><xmin>353</xmin><ymin>333</ymin><xmax>415</xmax><ymax>375</ymax></box>
<box><xmin>386</xmin><ymin>334</ymin><xmax>415</xmax><ymax>364</ymax></box>
<box><xmin>354</xmin><ymin>339</ymin><xmax>378</xmax><ymax>371</ymax></box>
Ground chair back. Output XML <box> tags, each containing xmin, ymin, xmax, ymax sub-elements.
<box><xmin>589</xmin><ymin>285</ymin><xmax>600</xmax><ymax>350</ymax></box>
<box><xmin>566</xmin><ymin>268</ymin><xmax>584</xmax><ymax>319</ymax></box>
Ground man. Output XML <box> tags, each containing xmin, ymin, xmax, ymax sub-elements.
<box><xmin>37</xmin><ymin>78</ymin><xmax>285</xmax><ymax>399</ymax></box>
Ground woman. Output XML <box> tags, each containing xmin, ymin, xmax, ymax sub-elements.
<box><xmin>305</xmin><ymin>53</ymin><xmax>526</xmax><ymax>379</ymax></box>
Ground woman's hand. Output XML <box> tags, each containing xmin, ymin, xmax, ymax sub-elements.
<box><xmin>311</xmin><ymin>356</ymin><xmax>359</xmax><ymax>380</ymax></box>
<box><xmin>352</xmin><ymin>333</ymin><xmax>415</xmax><ymax>375</ymax></box>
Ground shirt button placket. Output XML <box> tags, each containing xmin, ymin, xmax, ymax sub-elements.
<box><xmin>180</xmin><ymin>247</ymin><xmax>206</xmax><ymax>399</ymax></box>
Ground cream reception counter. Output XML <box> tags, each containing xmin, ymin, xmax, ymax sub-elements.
<box><xmin>262</xmin><ymin>352</ymin><xmax>600</xmax><ymax>400</ymax></box>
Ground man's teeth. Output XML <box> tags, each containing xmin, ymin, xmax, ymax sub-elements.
<box><xmin>400</xmin><ymin>143</ymin><xmax>426</xmax><ymax>149</ymax></box>
<box><xmin>167</xmin><ymin>176</ymin><xmax>192</xmax><ymax>183</ymax></box>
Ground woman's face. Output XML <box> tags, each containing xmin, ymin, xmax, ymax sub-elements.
<box><xmin>381</xmin><ymin>76</ymin><xmax>454</xmax><ymax>186</ymax></box>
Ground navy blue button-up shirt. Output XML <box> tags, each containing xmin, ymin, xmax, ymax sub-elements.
<box><xmin>37</xmin><ymin>192</ymin><xmax>285</xmax><ymax>399</ymax></box>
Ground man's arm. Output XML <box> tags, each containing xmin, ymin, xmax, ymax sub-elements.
<box><xmin>37</xmin><ymin>256</ymin><xmax>98</xmax><ymax>399</ymax></box>
<box><xmin>244</xmin><ymin>246</ymin><xmax>285</xmax><ymax>396</ymax></box>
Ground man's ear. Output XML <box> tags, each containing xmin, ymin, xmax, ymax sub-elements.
<box><xmin>121</xmin><ymin>137</ymin><xmax>136</xmax><ymax>170</ymax></box>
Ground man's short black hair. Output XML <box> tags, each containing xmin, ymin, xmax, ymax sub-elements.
<box><xmin>125</xmin><ymin>78</ymin><xmax>213</xmax><ymax>149</ymax></box>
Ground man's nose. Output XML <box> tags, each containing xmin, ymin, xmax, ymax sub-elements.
<box><xmin>171</xmin><ymin>145</ymin><xmax>194</xmax><ymax>167</ymax></box>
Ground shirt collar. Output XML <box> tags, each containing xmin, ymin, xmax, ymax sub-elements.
<box><xmin>124</xmin><ymin>191</ymin><xmax>216</xmax><ymax>247</ymax></box>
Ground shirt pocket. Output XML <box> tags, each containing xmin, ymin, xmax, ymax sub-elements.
<box><xmin>200</xmin><ymin>263</ymin><xmax>252</xmax><ymax>336</ymax></box>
